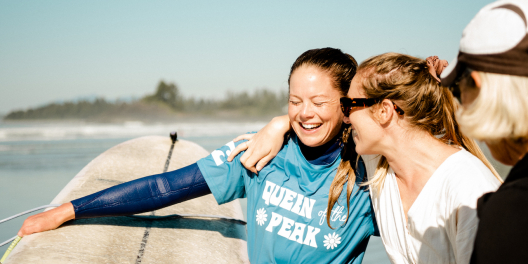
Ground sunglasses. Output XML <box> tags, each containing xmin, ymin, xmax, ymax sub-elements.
<box><xmin>448</xmin><ymin>68</ymin><xmax>473</xmax><ymax>103</ymax></box>
<box><xmin>340</xmin><ymin>97</ymin><xmax>405</xmax><ymax>117</ymax></box>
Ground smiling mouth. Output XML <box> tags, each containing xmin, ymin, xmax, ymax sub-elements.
<box><xmin>300</xmin><ymin>123</ymin><xmax>322</xmax><ymax>130</ymax></box>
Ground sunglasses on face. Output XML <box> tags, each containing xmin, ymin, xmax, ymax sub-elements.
<box><xmin>340</xmin><ymin>97</ymin><xmax>405</xmax><ymax>117</ymax></box>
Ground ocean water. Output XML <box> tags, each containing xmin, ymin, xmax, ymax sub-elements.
<box><xmin>0</xmin><ymin>120</ymin><xmax>391</xmax><ymax>263</ymax></box>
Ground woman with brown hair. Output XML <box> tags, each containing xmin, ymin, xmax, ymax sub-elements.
<box><xmin>229</xmin><ymin>53</ymin><xmax>502</xmax><ymax>263</ymax></box>
<box><xmin>18</xmin><ymin>48</ymin><xmax>378</xmax><ymax>263</ymax></box>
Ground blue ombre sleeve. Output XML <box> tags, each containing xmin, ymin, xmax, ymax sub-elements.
<box><xmin>72</xmin><ymin>163</ymin><xmax>210</xmax><ymax>219</ymax></box>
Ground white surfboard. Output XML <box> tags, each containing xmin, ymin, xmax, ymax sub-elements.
<box><xmin>5</xmin><ymin>136</ymin><xmax>249</xmax><ymax>264</ymax></box>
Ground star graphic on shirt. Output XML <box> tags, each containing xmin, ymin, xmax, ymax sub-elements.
<box><xmin>256</xmin><ymin>208</ymin><xmax>268</xmax><ymax>226</ymax></box>
<box><xmin>323</xmin><ymin>232</ymin><xmax>342</xmax><ymax>250</ymax></box>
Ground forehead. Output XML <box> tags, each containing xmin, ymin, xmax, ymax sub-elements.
<box><xmin>289</xmin><ymin>65</ymin><xmax>339</xmax><ymax>97</ymax></box>
<box><xmin>348</xmin><ymin>75</ymin><xmax>366</xmax><ymax>98</ymax></box>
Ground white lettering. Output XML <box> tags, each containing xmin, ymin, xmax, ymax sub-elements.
<box><xmin>225</xmin><ymin>141</ymin><xmax>235</xmax><ymax>157</ymax></box>
<box><xmin>301</xmin><ymin>197</ymin><xmax>316</xmax><ymax>219</ymax></box>
<box><xmin>263</xmin><ymin>211</ymin><xmax>319</xmax><ymax>248</ymax></box>
<box><xmin>277</xmin><ymin>216</ymin><xmax>295</xmax><ymax>238</ymax></box>
<box><xmin>211</xmin><ymin>150</ymin><xmax>225</xmax><ymax>166</ymax></box>
<box><xmin>288</xmin><ymin>222</ymin><xmax>306</xmax><ymax>243</ymax></box>
<box><xmin>303</xmin><ymin>226</ymin><xmax>320</xmax><ymax>248</ymax></box>
<box><xmin>260</xmin><ymin>181</ymin><xmax>318</xmax><ymax>219</ymax></box>
<box><xmin>270</xmin><ymin>186</ymin><xmax>286</xmax><ymax>206</ymax></box>
<box><xmin>318</xmin><ymin>208</ymin><xmax>328</xmax><ymax>225</ymax></box>
<box><xmin>265</xmin><ymin>212</ymin><xmax>282</xmax><ymax>232</ymax></box>
<box><xmin>211</xmin><ymin>142</ymin><xmax>236</xmax><ymax>166</ymax></box>
<box><xmin>331</xmin><ymin>206</ymin><xmax>347</xmax><ymax>222</ymax></box>
<box><xmin>318</xmin><ymin>206</ymin><xmax>348</xmax><ymax>225</ymax></box>
<box><xmin>291</xmin><ymin>193</ymin><xmax>304</xmax><ymax>215</ymax></box>
<box><xmin>262</xmin><ymin>181</ymin><xmax>276</xmax><ymax>205</ymax></box>
<box><xmin>279</xmin><ymin>189</ymin><xmax>297</xmax><ymax>211</ymax></box>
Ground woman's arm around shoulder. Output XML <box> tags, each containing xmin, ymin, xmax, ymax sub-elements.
<box><xmin>227</xmin><ymin>115</ymin><xmax>291</xmax><ymax>173</ymax></box>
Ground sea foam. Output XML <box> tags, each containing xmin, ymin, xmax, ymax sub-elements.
<box><xmin>0</xmin><ymin>122</ymin><xmax>267</xmax><ymax>142</ymax></box>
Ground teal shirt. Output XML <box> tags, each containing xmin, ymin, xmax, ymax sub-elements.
<box><xmin>197</xmin><ymin>135</ymin><xmax>377</xmax><ymax>263</ymax></box>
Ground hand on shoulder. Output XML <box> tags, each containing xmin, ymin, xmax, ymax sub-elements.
<box><xmin>227</xmin><ymin>115</ymin><xmax>290</xmax><ymax>173</ymax></box>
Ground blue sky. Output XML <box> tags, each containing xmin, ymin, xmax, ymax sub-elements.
<box><xmin>0</xmin><ymin>0</ymin><xmax>494</xmax><ymax>113</ymax></box>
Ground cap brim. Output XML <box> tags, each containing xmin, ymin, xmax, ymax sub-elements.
<box><xmin>440</xmin><ymin>57</ymin><xmax>465</xmax><ymax>87</ymax></box>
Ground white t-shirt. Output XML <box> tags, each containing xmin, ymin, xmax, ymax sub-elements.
<box><xmin>363</xmin><ymin>150</ymin><xmax>500</xmax><ymax>264</ymax></box>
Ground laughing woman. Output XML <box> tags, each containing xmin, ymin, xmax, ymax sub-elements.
<box><xmin>230</xmin><ymin>53</ymin><xmax>502</xmax><ymax>263</ymax></box>
<box><xmin>18</xmin><ymin>48</ymin><xmax>378</xmax><ymax>264</ymax></box>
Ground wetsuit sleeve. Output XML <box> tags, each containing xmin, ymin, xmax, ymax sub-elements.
<box><xmin>197</xmin><ymin>140</ymin><xmax>249</xmax><ymax>205</ymax></box>
<box><xmin>71</xmin><ymin>163</ymin><xmax>210</xmax><ymax>219</ymax></box>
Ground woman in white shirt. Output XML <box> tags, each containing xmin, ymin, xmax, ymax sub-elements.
<box><xmin>228</xmin><ymin>53</ymin><xmax>502</xmax><ymax>263</ymax></box>
<box><xmin>343</xmin><ymin>53</ymin><xmax>502</xmax><ymax>263</ymax></box>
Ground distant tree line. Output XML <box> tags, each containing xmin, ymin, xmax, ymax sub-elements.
<box><xmin>4</xmin><ymin>81</ymin><xmax>288</xmax><ymax>121</ymax></box>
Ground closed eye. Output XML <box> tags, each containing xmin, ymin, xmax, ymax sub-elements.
<box><xmin>289</xmin><ymin>100</ymin><xmax>301</xmax><ymax>105</ymax></box>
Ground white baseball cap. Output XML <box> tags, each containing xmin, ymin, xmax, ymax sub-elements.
<box><xmin>441</xmin><ymin>0</ymin><xmax>528</xmax><ymax>86</ymax></box>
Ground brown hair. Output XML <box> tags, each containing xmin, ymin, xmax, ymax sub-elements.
<box><xmin>348</xmin><ymin>52</ymin><xmax>502</xmax><ymax>192</ymax></box>
<box><xmin>289</xmin><ymin>48</ymin><xmax>357</xmax><ymax>93</ymax></box>
<box><xmin>288</xmin><ymin>48</ymin><xmax>361</xmax><ymax>228</ymax></box>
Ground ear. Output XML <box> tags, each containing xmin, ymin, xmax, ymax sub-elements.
<box><xmin>375</xmin><ymin>99</ymin><xmax>395</xmax><ymax>126</ymax></box>
<box><xmin>470</xmin><ymin>71</ymin><xmax>482</xmax><ymax>89</ymax></box>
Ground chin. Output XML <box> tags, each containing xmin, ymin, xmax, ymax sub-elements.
<box><xmin>488</xmin><ymin>146</ymin><xmax>517</xmax><ymax>166</ymax></box>
<box><xmin>297</xmin><ymin>136</ymin><xmax>323</xmax><ymax>147</ymax></box>
<box><xmin>354</xmin><ymin>143</ymin><xmax>373</xmax><ymax>156</ymax></box>
<box><xmin>491</xmin><ymin>152</ymin><xmax>517</xmax><ymax>166</ymax></box>
<box><xmin>486</xmin><ymin>141</ymin><xmax>521</xmax><ymax>166</ymax></box>
<box><xmin>355</xmin><ymin>146</ymin><xmax>366</xmax><ymax>156</ymax></box>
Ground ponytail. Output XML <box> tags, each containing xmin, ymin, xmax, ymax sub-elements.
<box><xmin>441</xmin><ymin>89</ymin><xmax>502</xmax><ymax>182</ymax></box>
<box><xmin>358</xmin><ymin>53</ymin><xmax>502</xmax><ymax>194</ymax></box>
<box><xmin>326</xmin><ymin>125</ymin><xmax>359</xmax><ymax>228</ymax></box>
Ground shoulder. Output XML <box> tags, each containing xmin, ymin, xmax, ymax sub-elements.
<box><xmin>254</xmin><ymin>137</ymin><xmax>294</xmax><ymax>174</ymax></box>
<box><xmin>473</xmin><ymin>177</ymin><xmax>528</xmax><ymax>261</ymax></box>
<box><xmin>441</xmin><ymin>150</ymin><xmax>499</xmax><ymax>187</ymax></box>
<box><xmin>438</xmin><ymin>150</ymin><xmax>501</xmax><ymax>206</ymax></box>
<box><xmin>481</xmin><ymin>181</ymin><xmax>528</xmax><ymax>210</ymax></box>
<box><xmin>480</xmin><ymin>172</ymin><xmax>528</xmax><ymax>212</ymax></box>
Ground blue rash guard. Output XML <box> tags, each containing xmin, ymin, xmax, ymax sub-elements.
<box><xmin>198</xmin><ymin>135</ymin><xmax>377</xmax><ymax>264</ymax></box>
<box><xmin>71</xmin><ymin>135</ymin><xmax>377</xmax><ymax>263</ymax></box>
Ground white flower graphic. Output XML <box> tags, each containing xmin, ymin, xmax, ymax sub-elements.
<box><xmin>256</xmin><ymin>208</ymin><xmax>268</xmax><ymax>226</ymax></box>
<box><xmin>323</xmin><ymin>232</ymin><xmax>342</xmax><ymax>250</ymax></box>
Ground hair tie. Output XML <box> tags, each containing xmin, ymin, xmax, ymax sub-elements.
<box><xmin>426</xmin><ymin>56</ymin><xmax>449</xmax><ymax>82</ymax></box>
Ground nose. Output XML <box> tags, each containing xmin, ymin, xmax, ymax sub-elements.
<box><xmin>300</xmin><ymin>102</ymin><xmax>315</xmax><ymax>120</ymax></box>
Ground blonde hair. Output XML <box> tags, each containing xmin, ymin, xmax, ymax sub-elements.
<box><xmin>344</xmin><ymin>53</ymin><xmax>502</xmax><ymax>193</ymax></box>
<box><xmin>457</xmin><ymin>72</ymin><xmax>528</xmax><ymax>142</ymax></box>
<box><xmin>326</xmin><ymin>125</ymin><xmax>359</xmax><ymax>228</ymax></box>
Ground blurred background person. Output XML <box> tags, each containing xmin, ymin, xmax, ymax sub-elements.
<box><xmin>440</xmin><ymin>1</ymin><xmax>528</xmax><ymax>263</ymax></box>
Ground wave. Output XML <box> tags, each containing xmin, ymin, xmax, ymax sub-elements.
<box><xmin>0</xmin><ymin>121</ymin><xmax>267</xmax><ymax>142</ymax></box>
